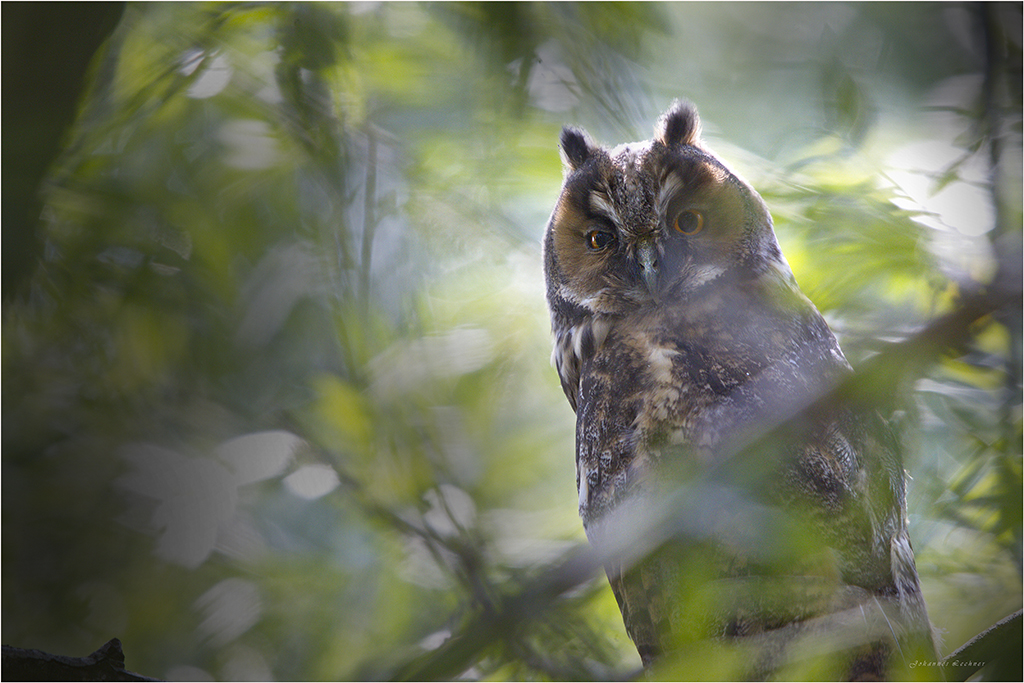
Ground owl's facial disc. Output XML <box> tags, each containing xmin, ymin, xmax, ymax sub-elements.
<box><xmin>545</xmin><ymin>104</ymin><xmax>792</xmax><ymax>318</ymax></box>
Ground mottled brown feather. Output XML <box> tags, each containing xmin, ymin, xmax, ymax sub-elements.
<box><xmin>543</xmin><ymin>101</ymin><xmax>937</xmax><ymax>679</ymax></box>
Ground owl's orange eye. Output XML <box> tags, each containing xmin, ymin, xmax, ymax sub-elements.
<box><xmin>673</xmin><ymin>209</ymin><xmax>704</xmax><ymax>235</ymax></box>
<box><xmin>587</xmin><ymin>230</ymin><xmax>616</xmax><ymax>251</ymax></box>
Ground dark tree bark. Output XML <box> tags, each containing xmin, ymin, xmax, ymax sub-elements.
<box><xmin>1</xmin><ymin>1</ymin><xmax>125</xmax><ymax>299</ymax></box>
<box><xmin>2</xmin><ymin>638</ymin><xmax>158</xmax><ymax>682</ymax></box>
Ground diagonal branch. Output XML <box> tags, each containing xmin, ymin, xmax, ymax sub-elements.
<box><xmin>384</xmin><ymin>275</ymin><xmax>1019</xmax><ymax>681</ymax></box>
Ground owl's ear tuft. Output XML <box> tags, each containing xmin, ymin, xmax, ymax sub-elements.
<box><xmin>560</xmin><ymin>126</ymin><xmax>596</xmax><ymax>173</ymax></box>
<box><xmin>657</xmin><ymin>100</ymin><xmax>702</xmax><ymax>148</ymax></box>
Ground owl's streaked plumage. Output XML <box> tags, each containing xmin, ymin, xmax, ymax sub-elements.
<box><xmin>543</xmin><ymin>101</ymin><xmax>935</xmax><ymax>679</ymax></box>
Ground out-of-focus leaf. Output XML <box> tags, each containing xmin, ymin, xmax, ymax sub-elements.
<box><xmin>2</xmin><ymin>3</ymin><xmax>1019</xmax><ymax>681</ymax></box>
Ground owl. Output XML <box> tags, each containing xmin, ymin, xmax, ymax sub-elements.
<box><xmin>543</xmin><ymin>101</ymin><xmax>936</xmax><ymax>679</ymax></box>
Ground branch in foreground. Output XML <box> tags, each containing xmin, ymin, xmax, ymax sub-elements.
<box><xmin>386</xmin><ymin>282</ymin><xmax>1020</xmax><ymax>681</ymax></box>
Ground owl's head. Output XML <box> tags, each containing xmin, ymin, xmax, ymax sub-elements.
<box><xmin>543</xmin><ymin>101</ymin><xmax>792</xmax><ymax>320</ymax></box>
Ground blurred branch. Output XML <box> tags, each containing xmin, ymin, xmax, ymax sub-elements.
<box><xmin>508</xmin><ymin>629</ymin><xmax>640</xmax><ymax>682</ymax></box>
<box><xmin>384</xmin><ymin>266</ymin><xmax>1019</xmax><ymax>680</ymax></box>
<box><xmin>389</xmin><ymin>542</ymin><xmax>608</xmax><ymax>681</ymax></box>
<box><xmin>327</xmin><ymin>459</ymin><xmax>502</xmax><ymax>618</ymax></box>
<box><xmin>359</xmin><ymin>125</ymin><xmax>379</xmax><ymax>317</ymax></box>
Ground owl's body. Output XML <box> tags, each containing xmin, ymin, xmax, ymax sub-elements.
<box><xmin>543</xmin><ymin>102</ymin><xmax>935</xmax><ymax>679</ymax></box>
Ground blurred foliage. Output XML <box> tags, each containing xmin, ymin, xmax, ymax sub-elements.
<box><xmin>2</xmin><ymin>2</ymin><xmax>1020</xmax><ymax>681</ymax></box>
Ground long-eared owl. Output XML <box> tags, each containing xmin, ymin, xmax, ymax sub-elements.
<box><xmin>542</xmin><ymin>101</ymin><xmax>936</xmax><ymax>679</ymax></box>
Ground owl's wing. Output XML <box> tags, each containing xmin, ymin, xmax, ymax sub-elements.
<box><xmin>552</xmin><ymin>331</ymin><xmax>580</xmax><ymax>412</ymax></box>
<box><xmin>603</xmin><ymin>389</ymin><xmax>937</xmax><ymax>676</ymax></box>
<box><xmin>835</xmin><ymin>410</ymin><xmax>939</xmax><ymax>667</ymax></box>
<box><xmin>550</xmin><ymin>298</ymin><xmax>614</xmax><ymax>414</ymax></box>
<box><xmin>606</xmin><ymin>560</ymin><xmax>663</xmax><ymax>668</ymax></box>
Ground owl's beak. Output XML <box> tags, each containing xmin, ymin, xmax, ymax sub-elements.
<box><xmin>637</xmin><ymin>237</ymin><xmax>660</xmax><ymax>301</ymax></box>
